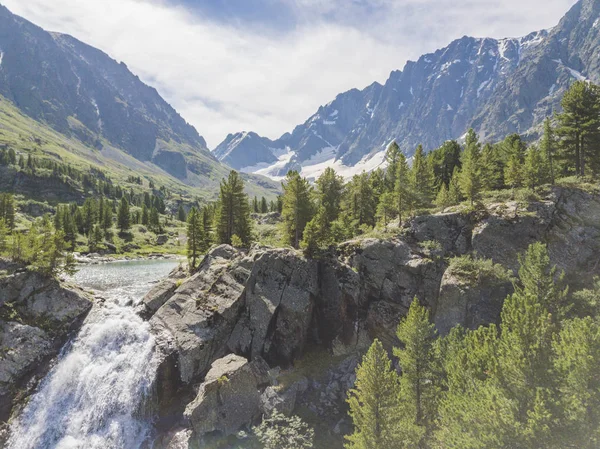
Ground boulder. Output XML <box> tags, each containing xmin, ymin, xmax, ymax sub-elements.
<box><xmin>137</xmin><ymin>264</ymin><xmax>188</xmax><ymax>320</ymax></box>
<box><xmin>260</xmin><ymin>385</ymin><xmax>298</xmax><ymax>416</ymax></box>
<box><xmin>434</xmin><ymin>263</ymin><xmax>514</xmax><ymax>335</ymax></box>
<box><xmin>156</xmin><ymin>235</ymin><xmax>169</xmax><ymax>245</ymax></box>
<box><xmin>150</xmin><ymin>246</ymin><xmax>250</xmax><ymax>383</ymax></box>
<box><xmin>184</xmin><ymin>354</ymin><xmax>270</xmax><ymax>437</ymax></box>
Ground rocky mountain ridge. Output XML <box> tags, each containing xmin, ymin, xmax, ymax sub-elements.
<box><xmin>0</xmin><ymin>5</ymin><xmax>279</xmax><ymax>198</ymax></box>
<box><xmin>140</xmin><ymin>185</ymin><xmax>600</xmax><ymax>447</ymax></box>
<box><xmin>215</xmin><ymin>0</ymin><xmax>600</xmax><ymax>180</ymax></box>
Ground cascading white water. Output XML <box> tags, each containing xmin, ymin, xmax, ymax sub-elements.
<box><xmin>7</xmin><ymin>260</ymin><xmax>180</xmax><ymax>449</ymax></box>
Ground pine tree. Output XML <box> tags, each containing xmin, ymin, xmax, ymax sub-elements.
<box><xmin>447</xmin><ymin>167</ymin><xmax>462</xmax><ymax>205</ymax></box>
<box><xmin>504</xmin><ymin>137</ymin><xmax>525</xmax><ymax>191</ymax></box>
<box><xmin>281</xmin><ymin>170</ymin><xmax>314</xmax><ymax>248</ymax></box>
<box><xmin>346</xmin><ymin>339</ymin><xmax>403</xmax><ymax>449</ymax></box>
<box><xmin>142</xmin><ymin>204</ymin><xmax>149</xmax><ymax>226</ymax></box>
<box><xmin>524</xmin><ymin>145</ymin><xmax>546</xmax><ymax>190</ymax></box>
<box><xmin>411</xmin><ymin>145</ymin><xmax>435</xmax><ymax>208</ymax></box>
<box><xmin>301</xmin><ymin>206</ymin><xmax>329</xmax><ymax>257</ymax></box>
<box><xmin>102</xmin><ymin>205</ymin><xmax>113</xmax><ymax>231</ymax></box>
<box><xmin>187</xmin><ymin>207</ymin><xmax>204</xmax><ymax>270</ymax></box>
<box><xmin>117</xmin><ymin>197</ymin><xmax>131</xmax><ymax>233</ymax></box>
<box><xmin>479</xmin><ymin>143</ymin><xmax>505</xmax><ymax>191</ymax></box>
<box><xmin>215</xmin><ymin>171</ymin><xmax>252</xmax><ymax>246</ymax></box>
<box><xmin>149</xmin><ymin>207</ymin><xmax>160</xmax><ymax>232</ymax></box>
<box><xmin>260</xmin><ymin>196</ymin><xmax>269</xmax><ymax>214</ymax></box>
<box><xmin>394</xmin><ymin>152</ymin><xmax>412</xmax><ymax>223</ymax></box>
<box><xmin>553</xmin><ymin>317</ymin><xmax>600</xmax><ymax>448</ymax></box>
<box><xmin>385</xmin><ymin>141</ymin><xmax>402</xmax><ymax>192</ymax></box>
<box><xmin>435</xmin><ymin>183</ymin><xmax>450</xmax><ymax>209</ymax></box>
<box><xmin>376</xmin><ymin>192</ymin><xmax>397</xmax><ymax>226</ymax></box>
<box><xmin>316</xmin><ymin>167</ymin><xmax>344</xmax><ymax>223</ymax></box>
<box><xmin>458</xmin><ymin>130</ymin><xmax>481</xmax><ymax>206</ymax></box>
<box><xmin>0</xmin><ymin>193</ymin><xmax>15</xmax><ymax>231</ymax></box>
<box><xmin>394</xmin><ymin>297</ymin><xmax>438</xmax><ymax>445</ymax></box>
<box><xmin>429</xmin><ymin>140</ymin><xmax>462</xmax><ymax>189</ymax></box>
<box><xmin>556</xmin><ymin>81</ymin><xmax>600</xmax><ymax>177</ymax></box>
<box><xmin>177</xmin><ymin>204</ymin><xmax>187</xmax><ymax>222</ymax></box>
<box><xmin>540</xmin><ymin>118</ymin><xmax>557</xmax><ymax>184</ymax></box>
<box><xmin>0</xmin><ymin>219</ymin><xmax>7</xmax><ymax>254</ymax></box>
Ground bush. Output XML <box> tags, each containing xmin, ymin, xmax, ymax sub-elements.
<box><xmin>253</xmin><ymin>411</ymin><xmax>314</xmax><ymax>449</ymax></box>
<box><xmin>448</xmin><ymin>254</ymin><xmax>512</xmax><ymax>285</ymax></box>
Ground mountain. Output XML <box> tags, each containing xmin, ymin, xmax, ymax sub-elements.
<box><xmin>0</xmin><ymin>5</ymin><xmax>278</xmax><ymax>198</ymax></box>
<box><xmin>215</xmin><ymin>0</ymin><xmax>600</xmax><ymax>180</ymax></box>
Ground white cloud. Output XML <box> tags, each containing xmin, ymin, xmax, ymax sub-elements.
<box><xmin>4</xmin><ymin>0</ymin><xmax>578</xmax><ymax>148</ymax></box>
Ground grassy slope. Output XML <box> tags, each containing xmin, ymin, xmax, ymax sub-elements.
<box><xmin>0</xmin><ymin>96</ymin><xmax>280</xmax><ymax>202</ymax></box>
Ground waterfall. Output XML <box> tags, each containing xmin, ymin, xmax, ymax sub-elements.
<box><xmin>6</xmin><ymin>260</ymin><xmax>179</xmax><ymax>449</ymax></box>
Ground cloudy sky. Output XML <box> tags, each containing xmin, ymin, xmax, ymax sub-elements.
<box><xmin>5</xmin><ymin>0</ymin><xmax>578</xmax><ymax>148</ymax></box>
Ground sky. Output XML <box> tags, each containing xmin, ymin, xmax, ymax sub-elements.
<box><xmin>4</xmin><ymin>0</ymin><xmax>579</xmax><ymax>148</ymax></box>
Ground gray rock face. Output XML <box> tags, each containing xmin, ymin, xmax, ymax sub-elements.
<box><xmin>184</xmin><ymin>354</ymin><xmax>270</xmax><ymax>437</ymax></box>
<box><xmin>434</xmin><ymin>264</ymin><xmax>514</xmax><ymax>335</ymax></box>
<box><xmin>147</xmin><ymin>186</ymin><xmax>600</xmax><ymax>443</ymax></box>
<box><xmin>0</xmin><ymin>265</ymin><xmax>92</xmax><ymax>422</ymax></box>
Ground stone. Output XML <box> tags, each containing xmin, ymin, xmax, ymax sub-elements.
<box><xmin>434</xmin><ymin>264</ymin><xmax>513</xmax><ymax>335</ymax></box>
<box><xmin>184</xmin><ymin>354</ymin><xmax>270</xmax><ymax>437</ymax></box>
<box><xmin>260</xmin><ymin>385</ymin><xmax>297</xmax><ymax>416</ymax></box>
<box><xmin>156</xmin><ymin>235</ymin><xmax>169</xmax><ymax>245</ymax></box>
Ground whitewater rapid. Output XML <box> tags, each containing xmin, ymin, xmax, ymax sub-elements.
<box><xmin>6</xmin><ymin>259</ymin><xmax>180</xmax><ymax>449</ymax></box>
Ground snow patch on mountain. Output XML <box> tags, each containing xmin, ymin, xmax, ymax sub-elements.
<box><xmin>240</xmin><ymin>147</ymin><xmax>293</xmax><ymax>181</ymax></box>
<box><xmin>300</xmin><ymin>148</ymin><xmax>387</xmax><ymax>181</ymax></box>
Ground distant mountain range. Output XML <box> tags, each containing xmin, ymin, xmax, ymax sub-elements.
<box><xmin>214</xmin><ymin>0</ymin><xmax>600</xmax><ymax>180</ymax></box>
<box><xmin>0</xmin><ymin>4</ymin><xmax>278</xmax><ymax>198</ymax></box>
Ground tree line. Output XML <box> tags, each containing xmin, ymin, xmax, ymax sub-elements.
<box><xmin>346</xmin><ymin>243</ymin><xmax>600</xmax><ymax>449</ymax></box>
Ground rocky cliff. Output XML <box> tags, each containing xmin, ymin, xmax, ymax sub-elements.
<box><xmin>0</xmin><ymin>261</ymin><xmax>92</xmax><ymax>430</ymax></box>
<box><xmin>142</xmin><ymin>186</ymin><xmax>600</xmax><ymax>447</ymax></box>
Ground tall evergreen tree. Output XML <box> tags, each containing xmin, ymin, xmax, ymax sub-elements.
<box><xmin>215</xmin><ymin>171</ymin><xmax>252</xmax><ymax>246</ymax></box>
<box><xmin>458</xmin><ymin>130</ymin><xmax>482</xmax><ymax>205</ymax></box>
<box><xmin>346</xmin><ymin>339</ymin><xmax>404</xmax><ymax>449</ymax></box>
<box><xmin>316</xmin><ymin>167</ymin><xmax>344</xmax><ymax>224</ymax></box>
<box><xmin>411</xmin><ymin>145</ymin><xmax>435</xmax><ymax>208</ymax></box>
<box><xmin>177</xmin><ymin>204</ymin><xmax>187</xmax><ymax>222</ymax></box>
<box><xmin>187</xmin><ymin>207</ymin><xmax>204</xmax><ymax>270</ymax></box>
<box><xmin>540</xmin><ymin>118</ymin><xmax>557</xmax><ymax>184</ymax></box>
<box><xmin>281</xmin><ymin>171</ymin><xmax>314</xmax><ymax>248</ymax></box>
<box><xmin>394</xmin><ymin>298</ymin><xmax>438</xmax><ymax>445</ymax></box>
<box><xmin>394</xmin><ymin>153</ymin><xmax>412</xmax><ymax>223</ymax></box>
<box><xmin>556</xmin><ymin>81</ymin><xmax>600</xmax><ymax>176</ymax></box>
<box><xmin>385</xmin><ymin>141</ymin><xmax>402</xmax><ymax>192</ymax></box>
<box><xmin>117</xmin><ymin>197</ymin><xmax>131</xmax><ymax>233</ymax></box>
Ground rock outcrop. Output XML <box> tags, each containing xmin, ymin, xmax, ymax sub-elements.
<box><xmin>145</xmin><ymin>186</ymin><xmax>600</xmax><ymax>445</ymax></box>
<box><xmin>184</xmin><ymin>354</ymin><xmax>270</xmax><ymax>436</ymax></box>
<box><xmin>0</xmin><ymin>262</ymin><xmax>92</xmax><ymax>422</ymax></box>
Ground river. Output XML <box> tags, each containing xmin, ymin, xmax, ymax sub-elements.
<box><xmin>6</xmin><ymin>259</ymin><xmax>181</xmax><ymax>449</ymax></box>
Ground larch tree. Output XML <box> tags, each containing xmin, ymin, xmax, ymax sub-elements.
<box><xmin>394</xmin><ymin>298</ymin><xmax>438</xmax><ymax>446</ymax></box>
<box><xmin>281</xmin><ymin>170</ymin><xmax>314</xmax><ymax>249</ymax></box>
<box><xmin>117</xmin><ymin>197</ymin><xmax>131</xmax><ymax>233</ymax></box>
<box><xmin>187</xmin><ymin>207</ymin><xmax>204</xmax><ymax>270</ymax></box>
<box><xmin>394</xmin><ymin>152</ymin><xmax>412</xmax><ymax>223</ymax></box>
<box><xmin>346</xmin><ymin>339</ymin><xmax>403</xmax><ymax>449</ymax></box>
<box><xmin>216</xmin><ymin>170</ymin><xmax>252</xmax><ymax>246</ymax></box>
<box><xmin>458</xmin><ymin>129</ymin><xmax>482</xmax><ymax>205</ymax></box>
<box><xmin>556</xmin><ymin>81</ymin><xmax>600</xmax><ymax>177</ymax></box>
<box><xmin>411</xmin><ymin>145</ymin><xmax>435</xmax><ymax>208</ymax></box>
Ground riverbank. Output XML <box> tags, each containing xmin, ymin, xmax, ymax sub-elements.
<box><xmin>73</xmin><ymin>252</ymin><xmax>186</xmax><ymax>265</ymax></box>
